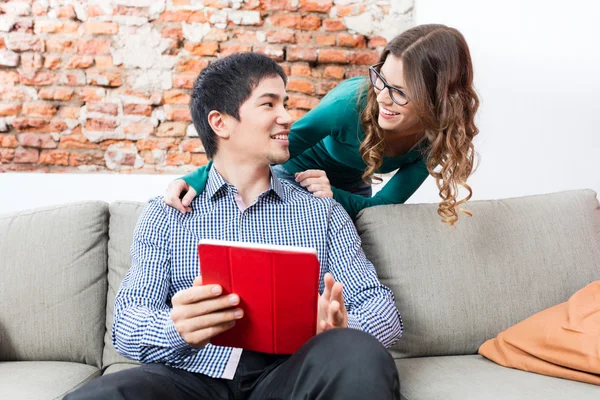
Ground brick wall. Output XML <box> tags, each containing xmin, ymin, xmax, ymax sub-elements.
<box><xmin>0</xmin><ymin>0</ymin><xmax>413</xmax><ymax>173</ymax></box>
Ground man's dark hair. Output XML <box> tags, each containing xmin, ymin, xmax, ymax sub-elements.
<box><xmin>190</xmin><ymin>52</ymin><xmax>287</xmax><ymax>158</ymax></box>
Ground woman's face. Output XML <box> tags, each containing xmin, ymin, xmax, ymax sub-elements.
<box><xmin>373</xmin><ymin>55</ymin><xmax>423</xmax><ymax>137</ymax></box>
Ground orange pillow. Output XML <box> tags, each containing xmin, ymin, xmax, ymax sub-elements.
<box><xmin>479</xmin><ymin>280</ymin><xmax>600</xmax><ymax>385</ymax></box>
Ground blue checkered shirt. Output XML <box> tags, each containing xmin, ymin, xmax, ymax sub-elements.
<box><xmin>113</xmin><ymin>166</ymin><xmax>403</xmax><ymax>379</ymax></box>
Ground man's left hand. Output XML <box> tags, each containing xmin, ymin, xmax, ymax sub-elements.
<box><xmin>317</xmin><ymin>272</ymin><xmax>348</xmax><ymax>333</ymax></box>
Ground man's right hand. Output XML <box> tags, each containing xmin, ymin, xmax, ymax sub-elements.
<box><xmin>164</xmin><ymin>179</ymin><xmax>197</xmax><ymax>214</ymax></box>
<box><xmin>171</xmin><ymin>277</ymin><xmax>243</xmax><ymax>348</ymax></box>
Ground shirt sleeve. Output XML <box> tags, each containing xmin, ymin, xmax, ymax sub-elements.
<box><xmin>180</xmin><ymin>160</ymin><xmax>213</xmax><ymax>194</ymax></box>
<box><xmin>112</xmin><ymin>197</ymin><xmax>197</xmax><ymax>364</ymax></box>
<box><xmin>331</xmin><ymin>159</ymin><xmax>430</xmax><ymax>220</ymax></box>
<box><xmin>325</xmin><ymin>201</ymin><xmax>403</xmax><ymax>348</ymax></box>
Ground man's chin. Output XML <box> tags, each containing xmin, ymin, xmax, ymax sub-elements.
<box><xmin>267</xmin><ymin>152</ymin><xmax>290</xmax><ymax>166</ymax></box>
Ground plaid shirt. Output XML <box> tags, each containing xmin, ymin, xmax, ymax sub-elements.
<box><xmin>113</xmin><ymin>166</ymin><xmax>403</xmax><ymax>379</ymax></box>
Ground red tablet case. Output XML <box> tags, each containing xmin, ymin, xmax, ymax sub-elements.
<box><xmin>198</xmin><ymin>240</ymin><xmax>320</xmax><ymax>354</ymax></box>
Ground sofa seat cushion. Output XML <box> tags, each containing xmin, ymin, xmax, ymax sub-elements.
<box><xmin>103</xmin><ymin>363</ymin><xmax>139</xmax><ymax>375</ymax></box>
<box><xmin>0</xmin><ymin>361</ymin><xmax>100</xmax><ymax>400</ymax></box>
<box><xmin>395</xmin><ymin>355</ymin><xmax>600</xmax><ymax>400</ymax></box>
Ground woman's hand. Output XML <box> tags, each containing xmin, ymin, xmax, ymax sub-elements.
<box><xmin>164</xmin><ymin>179</ymin><xmax>197</xmax><ymax>214</ymax></box>
<box><xmin>295</xmin><ymin>169</ymin><xmax>333</xmax><ymax>198</ymax></box>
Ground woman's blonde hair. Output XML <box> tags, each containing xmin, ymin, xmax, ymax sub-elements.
<box><xmin>360</xmin><ymin>24</ymin><xmax>480</xmax><ymax>226</ymax></box>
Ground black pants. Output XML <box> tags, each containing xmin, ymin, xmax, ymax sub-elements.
<box><xmin>66</xmin><ymin>329</ymin><xmax>400</xmax><ymax>400</ymax></box>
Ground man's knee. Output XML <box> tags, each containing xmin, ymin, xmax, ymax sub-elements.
<box><xmin>310</xmin><ymin>328</ymin><xmax>394</xmax><ymax>367</ymax></box>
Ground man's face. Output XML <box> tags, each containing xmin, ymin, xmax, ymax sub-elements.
<box><xmin>224</xmin><ymin>76</ymin><xmax>293</xmax><ymax>166</ymax></box>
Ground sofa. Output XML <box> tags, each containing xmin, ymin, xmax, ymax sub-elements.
<box><xmin>0</xmin><ymin>189</ymin><xmax>598</xmax><ymax>399</ymax></box>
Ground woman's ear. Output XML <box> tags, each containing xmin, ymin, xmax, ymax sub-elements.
<box><xmin>207</xmin><ymin>110</ymin><xmax>230</xmax><ymax>139</ymax></box>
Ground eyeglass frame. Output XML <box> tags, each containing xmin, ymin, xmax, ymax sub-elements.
<box><xmin>368</xmin><ymin>62</ymin><xmax>410</xmax><ymax>106</ymax></box>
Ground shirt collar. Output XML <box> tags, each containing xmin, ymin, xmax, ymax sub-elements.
<box><xmin>206</xmin><ymin>163</ymin><xmax>286</xmax><ymax>202</ymax></box>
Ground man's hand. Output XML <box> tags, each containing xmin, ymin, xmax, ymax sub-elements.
<box><xmin>295</xmin><ymin>170</ymin><xmax>334</xmax><ymax>198</ymax></box>
<box><xmin>171</xmin><ymin>277</ymin><xmax>243</xmax><ymax>348</ymax></box>
<box><xmin>164</xmin><ymin>179</ymin><xmax>197</xmax><ymax>214</ymax></box>
<box><xmin>317</xmin><ymin>273</ymin><xmax>348</xmax><ymax>333</ymax></box>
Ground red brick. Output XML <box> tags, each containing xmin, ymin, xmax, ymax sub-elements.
<box><xmin>94</xmin><ymin>56</ymin><xmax>113</xmax><ymax>69</ymax></box>
<box><xmin>0</xmin><ymin>71</ymin><xmax>20</xmax><ymax>85</ymax></box>
<box><xmin>65</xmin><ymin>56</ymin><xmax>94</xmax><ymax>69</ymax></box>
<box><xmin>14</xmin><ymin>147</ymin><xmax>39</xmax><ymax>163</ymax></box>
<box><xmin>56</xmin><ymin>5</ymin><xmax>76</xmax><ymax>19</ymax></box>
<box><xmin>189</xmin><ymin>11</ymin><xmax>210</xmax><ymax>23</ymax></box>
<box><xmin>316</xmin><ymin>81</ymin><xmax>339</xmax><ymax>95</ymax></box>
<box><xmin>86</xmin><ymin>118</ymin><xmax>117</xmax><ymax>131</ymax></box>
<box><xmin>315</xmin><ymin>34</ymin><xmax>336</xmax><ymax>46</ymax></box>
<box><xmin>21</xmin><ymin>52</ymin><xmax>43</xmax><ymax>69</ymax></box>
<box><xmin>0</xmin><ymin>37</ymin><xmax>5</xmax><ymax>50</ymax></box>
<box><xmin>34</xmin><ymin>20</ymin><xmax>79</xmax><ymax>34</ymax></box>
<box><xmin>69</xmin><ymin>151</ymin><xmax>105</xmax><ymax>167</ymax></box>
<box><xmin>323</xmin><ymin>19</ymin><xmax>346</xmax><ymax>31</ymax></box>
<box><xmin>299</xmin><ymin>0</ymin><xmax>333</xmax><ymax>13</ymax></box>
<box><xmin>337</xmin><ymin>33</ymin><xmax>366</xmax><ymax>48</ymax></box>
<box><xmin>39</xmin><ymin>150</ymin><xmax>69</xmax><ymax>166</ymax></box>
<box><xmin>23</xmin><ymin>103</ymin><xmax>57</xmax><ymax>118</ymax></box>
<box><xmin>18</xmin><ymin>133</ymin><xmax>58</xmax><ymax>149</ymax></box>
<box><xmin>113</xmin><ymin>5</ymin><xmax>149</xmax><ymax>18</ymax></box>
<box><xmin>20</xmin><ymin>71</ymin><xmax>57</xmax><ymax>86</ymax></box>
<box><xmin>124</xmin><ymin>123</ymin><xmax>155</xmax><ymax>136</ymax></box>
<box><xmin>123</xmin><ymin>104</ymin><xmax>152</xmax><ymax>116</ymax></box>
<box><xmin>287</xmin><ymin>109</ymin><xmax>307</xmax><ymax>121</ymax></box>
<box><xmin>318</xmin><ymin>49</ymin><xmax>350</xmax><ymax>64</ymax></box>
<box><xmin>259</xmin><ymin>0</ymin><xmax>299</xmax><ymax>11</ymax></box>
<box><xmin>351</xmin><ymin>50</ymin><xmax>380</xmax><ymax>65</ymax></box>
<box><xmin>45</xmin><ymin>37</ymin><xmax>77</xmax><ymax>53</ymax></box>
<box><xmin>87</xmin><ymin>103</ymin><xmax>118</xmax><ymax>116</ymax></box>
<box><xmin>184</xmin><ymin>42</ymin><xmax>219</xmax><ymax>56</ymax></box>
<box><xmin>180</xmin><ymin>138</ymin><xmax>204</xmax><ymax>153</ymax></box>
<box><xmin>175</xmin><ymin>58</ymin><xmax>208</xmax><ymax>74</ymax></box>
<box><xmin>172</xmin><ymin>0</ymin><xmax>191</xmax><ymax>6</ymax></box>
<box><xmin>165</xmin><ymin>106</ymin><xmax>192</xmax><ymax>121</ymax></box>
<box><xmin>83</xmin><ymin>21</ymin><xmax>119</xmax><ymax>35</ymax></box>
<box><xmin>43</xmin><ymin>55</ymin><xmax>61</xmax><ymax>70</ymax></box>
<box><xmin>288</xmin><ymin>95</ymin><xmax>319</xmax><ymax>110</ymax></box>
<box><xmin>163</xmin><ymin>91</ymin><xmax>191</xmax><ymax>105</ymax></box>
<box><xmin>0</xmin><ymin>87</ymin><xmax>30</xmax><ymax>101</ymax></box>
<box><xmin>58</xmin><ymin>106</ymin><xmax>81</xmax><ymax>119</ymax></box>
<box><xmin>287</xmin><ymin>79</ymin><xmax>315</xmax><ymax>95</ymax></box>
<box><xmin>86</xmin><ymin>5</ymin><xmax>107</xmax><ymax>17</ymax></box>
<box><xmin>166</xmin><ymin>152</ymin><xmax>191</xmax><ymax>166</ymax></box>
<box><xmin>253</xmin><ymin>45</ymin><xmax>285</xmax><ymax>62</ymax></box>
<box><xmin>368</xmin><ymin>36</ymin><xmax>387</xmax><ymax>48</ymax></box>
<box><xmin>156</xmin><ymin>122</ymin><xmax>188</xmax><ymax>137</ymax></box>
<box><xmin>61</xmin><ymin>71</ymin><xmax>86</xmax><ymax>86</ymax></box>
<box><xmin>0</xmin><ymin>104</ymin><xmax>21</xmax><ymax>116</ymax></box>
<box><xmin>136</xmin><ymin>138</ymin><xmax>178</xmax><ymax>151</ymax></box>
<box><xmin>87</xmin><ymin>72</ymin><xmax>122</xmax><ymax>87</ymax></box>
<box><xmin>219</xmin><ymin>44</ymin><xmax>253</xmax><ymax>57</ymax></box>
<box><xmin>59</xmin><ymin>134</ymin><xmax>97</xmax><ymax>150</ymax></box>
<box><xmin>231</xmin><ymin>29</ymin><xmax>262</xmax><ymax>44</ymax></box>
<box><xmin>286</xmin><ymin>46</ymin><xmax>317</xmax><ymax>62</ymax></box>
<box><xmin>269</xmin><ymin>14</ymin><xmax>321</xmax><ymax>30</ymax></box>
<box><xmin>173</xmin><ymin>74</ymin><xmax>195</xmax><ymax>89</ymax></box>
<box><xmin>1</xmin><ymin>134</ymin><xmax>18</xmax><ymax>148</ymax></box>
<box><xmin>78</xmin><ymin>39</ymin><xmax>111</xmax><ymax>55</ymax></box>
<box><xmin>296</xmin><ymin>32</ymin><xmax>312</xmax><ymax>43</ymax></box>
<box><xmin>162</xmin><ymin>26</ymin><xmax>183</xmax><ymax>41</ymax></box>
<box><xmin>159</xmin><ymin>10</ymin><xmax>193</xmax><ymax>22</ymax></box>
<box><xmin>12</xmin><ymin>20</ymin><xmax>33</xmax><ymax>34</ymax></box>
<box><xmin>266</xmin><ymin>29</ymin><xmax>295</xmax><ymax>44</ymax></box>
<box><xmin>203</xmin><ymin>0</ymin><xmax>231</xmax><ymax>8</ymax></box>
<box><xmin>291</xmin><ymin>63</ymin><xmax>312</xmax><ymax>77</ymax></box>
<box><xmin>323</xmin><ymin>65</ymin><xmax>345</xmax><ymax>79</ymax></box>
<box><xmin>32</xmin><ymin>2</ymin><xmax>49</xmax><ymax>16</ymax></box>
<box><xmin>6</xmin><ymin>36</ymin><xmax>44</xmax><ymax>52</ymax></box>
<box><xmin>0</xmin><ymin>148</ymin><xmax>15</xmax><ymax>163</ymax></box>
<box><xmin>76</xmin><ymin>88</ymin><xmax>105</xmax><ymax>102</ymax></box>
<box><xmin>191</xmin><ymin>153</ymin><xmax>209</xmax><ymax>166</ymax></box>
<box><xmin>38</xmin><ymin>87</ymin><xmax>74</xmax><ymax>101</ymax></box>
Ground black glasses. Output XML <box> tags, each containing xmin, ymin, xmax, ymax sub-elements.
<box><xmin>368</xmin><ymin>62</ymin><xmax>409</xmax><ymax>106</ymax></box>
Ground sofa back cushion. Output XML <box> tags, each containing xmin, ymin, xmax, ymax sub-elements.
<box><xmin>102</xmin><ymin>201</ymin><xmax>145</xmax><ymax>369</ymax></box>
<box><xmin>0</xmin><ymin>202</ymin><xmax>108</xmax><ymax>368</ymax></box>
<box><xmin>355</xmin><ymin>190</ymin><xmax>600</xmax><ymax>358</ymax></box>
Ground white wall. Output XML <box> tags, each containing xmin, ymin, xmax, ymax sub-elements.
<box><xmin>1</xmin><ymin>0</ymin><xmax>599</xmax><ymax>213</ymax></box>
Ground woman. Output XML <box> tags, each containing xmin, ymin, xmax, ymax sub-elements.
<box><xmin>165</xmin><ymin>24</ymin><xmax>479</xmax><ymax>226</ymax></box>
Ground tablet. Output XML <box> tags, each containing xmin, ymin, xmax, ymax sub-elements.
<box><xmin>198</xmin><ymin>239</ymin><xmax>320</xmax><ymax>354</ymax></box>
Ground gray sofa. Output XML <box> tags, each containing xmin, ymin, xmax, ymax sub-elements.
<box><xmin>1</xmin><ymin>189</ymin><xmax>599</xmax><ymax>399</ymax></box>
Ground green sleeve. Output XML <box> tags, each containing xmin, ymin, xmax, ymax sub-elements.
<box><xmin>180</xmin><ymin>160</ymin><xmax>213</xmax><ymax>194</ymax></box>
<box><xmin>331</xmin><ymin>159</ymin><xmax>430</xmax><ymax>220</ymax></box>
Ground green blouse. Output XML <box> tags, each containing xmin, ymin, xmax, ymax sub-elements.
<box><xmin>180</xmin><ymin>77</ymin><xmax>429</xmax><ymax>219</ymax></box>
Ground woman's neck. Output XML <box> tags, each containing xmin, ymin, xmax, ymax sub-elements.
<box><xmin>383</xmin><ymin>129</ymin><xmax>425</xmax><ymax>157</ymax></box>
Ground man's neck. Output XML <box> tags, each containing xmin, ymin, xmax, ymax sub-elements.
<box><xmin>212</xmin><ymin>156</ymin><xmax>271</xmax><ymax>207</ymax></box>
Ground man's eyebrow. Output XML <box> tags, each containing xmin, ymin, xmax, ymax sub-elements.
<box><xmin>257</xmin><ymin>93</ymin><xmax>289</xmax><ymax>102</ymax></box>
<box><xmin>379</xmin><ymin>70</ymin><xmax>404</xmax><ymax>89</ymax></box>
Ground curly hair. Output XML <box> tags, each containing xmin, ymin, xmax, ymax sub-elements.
<box><xmin>360</xmin><ymin>24</ymin><xmax>479</xmax><ymax>226</ymax></box>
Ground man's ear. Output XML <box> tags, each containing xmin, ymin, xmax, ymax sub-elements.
<box><xmin>207</xmin><ymin>110</ymin><xmax>231</xmax><ymax>139</ymax></box>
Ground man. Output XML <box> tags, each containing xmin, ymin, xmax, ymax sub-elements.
<box><xmin>67</xmin><ymin>52</ymin><xmax>402</xmax><ymax>400</ymax></box>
